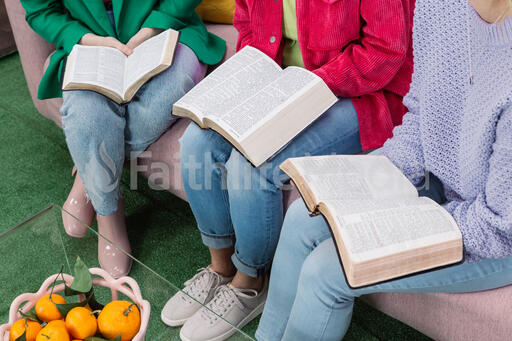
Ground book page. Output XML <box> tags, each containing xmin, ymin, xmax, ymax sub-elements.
<box><xmin>173</xmin><ymin>46</ymin><xmax>282</xmax><ymax>122</ymax></box>
<box><xmin>124</xmin><ymin>30</ymin><xmax>170</xmax><ymax>92</ymax></box>
<box><xmin>68</xmin><ymin>45</ymin><xmax>126</xmax><ymax>95</ymax></box>
<box><xmin>216</xmin><ymin>66</ymin><xmax>320</xmax><ymax>140</ymax></box>
<box><xmin>326</xmin><ymin>197</ymin><xmax>461</xmax><ymax>262</ymax></box>
<box><xmin>290</xmin><ymin>155</ymin><xmax>418</xmax><ymax>203</ymax></box>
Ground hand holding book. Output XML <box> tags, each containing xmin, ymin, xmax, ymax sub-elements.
<box><xmin>63</xmin><ymin>29</ymin><xmax>180</xmax><ymax>104</ymax></box>
<box><xmin>126</xmin><ymin>27</ymin><xmax>165</xmax><ymax>50</ymax></box>
<box><xmin>280</xmin><ymin>155</ymin><xmax>463</xmax><ymax>288</ymax></box>
<box><xmin>79</xmin><ymin>33</ymin><xmax>133</xmax><ymax>56</ymax></box>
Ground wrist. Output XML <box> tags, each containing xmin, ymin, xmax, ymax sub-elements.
<box><xmin>145</xmin><ymin>27</ymin><xmax>164</xmax><ymax>35</ymax></box>
<box><xmin>79</xmin><ymin>33</ymin><xmax>100</xmax><ymax>45</ymax></box>
<box><xmin>79</xmin><ymin>33</ymin><xmax>92</xmax><ymax>44</ymax></box>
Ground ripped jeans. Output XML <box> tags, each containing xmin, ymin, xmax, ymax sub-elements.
<box><xmin>61</xmin><ymin>43</ymin><xmax>205</xmax><ymax>215</ymax></box>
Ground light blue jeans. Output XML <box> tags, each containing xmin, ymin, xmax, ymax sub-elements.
<box><xmin>61</xmin><ymin>43</ymin><xmax>206</xmax><ymax>215</ymax></box>
<box><xmin>180</xmin><ymin>98</ymin><xmax>362</xmax><ymax>277</ymax></box>
<box><xmin>256</xmin><ymin>197</ymin><xmax>512</xmax><ymax>341</ymax></box>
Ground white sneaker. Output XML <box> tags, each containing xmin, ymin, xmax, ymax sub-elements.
<box><xmin>180</xmin><ymin>278</ymin><xmax>268</xmax><ymax>341</ymax></box>
<box><xmin>161</xmin><ymin>267</ymin><xmax>233</xmax><ymax>327</ymax></box>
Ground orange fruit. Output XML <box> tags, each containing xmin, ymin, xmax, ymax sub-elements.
<box><xmin>35</xmin><ymin>320</ymin><xmax>70</xmax><ymax>341</ymax></box>
<box><xmin>35</xmin><ymin>294</ymin><xmax>66</xmax><ymax>322</ymax></box>
<box><xmin>65</xmin><ymin>307</ymin><xmax>97</xmax><ymax>339</ymax></box>
<box><xmin>9</xmin><ymin>318</ymin><xmax>42</xmax><ymax>341</ymax></box>
<box><xmin>97</xmin><ymin>301</ymin><xmax>141</xmax><ymax>341</ymax></box>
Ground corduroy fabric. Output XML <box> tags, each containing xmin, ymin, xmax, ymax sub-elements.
<box><xmin>233</xmin><ymin>0</ymin><xmax>415</xmax><ymax>150</ymax></box>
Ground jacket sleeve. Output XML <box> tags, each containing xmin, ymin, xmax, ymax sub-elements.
<box><xmin>21</xmin><ymin>0</ymin><xmax>92</xmax><ymax>53</ymax></box>
<box><xmin>443</xmin><ymin>105</ymin><xmax>512</xmax><ymax>260</ymax></box>
<box><xmin>233</xmin><ymin>0</ymin><xmax>253</xmax><ymax>50</ymax></box>
<box><xmin>142</xmin><ymin>0</ymin><xmax>201</xmax><ymax>31</ymax></box>
<box><xmin>312</xmin><ymin>0</ymin><xmax>409</xmax><ymax>97</ymax></box>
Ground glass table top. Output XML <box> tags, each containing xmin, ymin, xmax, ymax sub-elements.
<box><xmin>0</xmin><ymin>204</ymin><xmax>255</xmax><ymax>340</ymax></box>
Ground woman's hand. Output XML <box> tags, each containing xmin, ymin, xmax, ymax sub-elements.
<box><xmin>79</xmin><ymin>33</ymin><xmax>133</xmax><ymax>55</ymax></box>
<box><xmin>126</xmin><ymin>27</ymin><xmax>164</xmax><ymax>50</ymax></box>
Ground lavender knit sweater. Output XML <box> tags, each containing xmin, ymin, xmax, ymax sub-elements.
<box><xmin>381</xmin><ymin>0</ymin><xmax>512</xmax><ymax>262</ymax></box>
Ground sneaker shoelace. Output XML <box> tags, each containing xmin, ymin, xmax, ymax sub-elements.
<box><xmin>201</xmin><ymin>285</ymin><xmax>258</xmax><ymax>324</ymax></box>
<box><xmin>181</xmin><ymin>268</ymin><xmax>222</xmax><ymax>304</ymax></box>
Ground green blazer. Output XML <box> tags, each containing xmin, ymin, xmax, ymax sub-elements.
<box><xmin>20</xmin><ymin>0</ymin><xmax>226</xmax><ymax>99</ymax></box>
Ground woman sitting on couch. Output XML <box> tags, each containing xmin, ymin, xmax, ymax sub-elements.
<box><xmin>20</xmin><ymin>0</ymin><xmax>225</xmax><ymax>278</ymax></box>
<box><xmin>256</xmin><ymin>0</ymin><xmax>512</xmax><ymax>340</ymax></box>
<box><xmin>162</xmin><ymin>0</ymin><xmax>415</xmax><ymax>340</ymax></box>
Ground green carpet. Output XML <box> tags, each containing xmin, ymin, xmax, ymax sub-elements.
<box><xmin>0</xmin><ymin>52</ymin><xmax>431</xmax><ymax>341</ymax></box>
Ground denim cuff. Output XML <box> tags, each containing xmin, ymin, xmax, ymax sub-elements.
<box><xmin>88</xmin><ymin>187</ymin><xmax>120</xmax><ymax>217</ymax></box>
<box><xmin>200</xmin><ymin>231</ymin><xmax>235</xmax><ymax>249</ymax></box>
<box><xmin>231</xmin><ymin>252</ymin><xmax>268</xmax><ymax>278</ymax></box>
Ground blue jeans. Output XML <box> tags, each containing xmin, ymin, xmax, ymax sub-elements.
<box><xmin>180</xmin><ymin>98</ymin><xmax>362</xmax><ymax>277</ymax></box>
<box><xmin>61</xmin><ymin>43</ymin><xmax>206</xmax><ymax>216</ymax></box>
<box><xmin>256</xmin><ymin>198</ymin><xmax>512</xmax><ymax>341</ymax></box>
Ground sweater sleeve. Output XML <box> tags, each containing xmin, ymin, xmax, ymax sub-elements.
<box><xmin>142</xmin><ymin>0</ymin><xmax>200</xmax><ymax>31</ymax></box>
<box><xmin>312</xmin><ymin>0</ymin><xmax>409</xmax><ymax>97</ymax></box>
<box><xmin>443</xmin><ymin>105</ymin><xmax>512</xmax><ymax>261</ymax></box>
<box><xmin>233</xmin><ymin>0</ymin><xmax>253</xmax><ymax>50</ymax></box>
<box><xmin>21</xmin><ymin>0</ymin><xmax>92</xmax><ymax>53</ymax></box>
<box><xmin>379</xmin><ymin>68</ymin><xmax>426</xmax><ymax>185</ymax></box>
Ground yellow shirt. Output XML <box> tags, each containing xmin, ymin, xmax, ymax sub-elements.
<box><xmin>282</xmin><ymin>0</ymin><xmax>305</xmax><ymax>67</ymax></box>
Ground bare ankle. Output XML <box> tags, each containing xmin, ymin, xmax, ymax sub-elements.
<box><xmin>210</xmin><ymin>263</ymin><xmax>236</xmax><ymax>278</ymax></box>
<box><xmin>209</xmin><ymin>247</ymin><xmax>236</xmax><ymax>277</ymax></box>
<box><xmin>231</xmin><ymin>271</ymin><xmax>264</xmax><ymax>292</ymax></box>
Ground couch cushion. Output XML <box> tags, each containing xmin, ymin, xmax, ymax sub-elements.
<box><xmin>196</xmin><ymin>0</ymin><xmax>235</xmax><ymax>25</ymax></box>
<box><xmin>362</xmin><ymin>285</ymin><xmax>512</xmax><ymax>341</ymax></box>
<box><xmin>5</xmin><ymin>0</ymin><xmax>58</xmax><ymax>123</ymax></box>
<box><xmin>140</xmin><ymin>119</ymin><xmax>189</xmax><ymax>200</ymax></box>
<box><xmin>205</xmin><ymin>24</ymin><xmax>238</xmax><ymax>64</ymax></box>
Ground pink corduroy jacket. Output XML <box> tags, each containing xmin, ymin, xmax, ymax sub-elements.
<box><xmin>234</xmin><ymin>0</ymin><xmax>415</xmax><ymax>150</ymax></box>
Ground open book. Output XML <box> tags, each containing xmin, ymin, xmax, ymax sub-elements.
<box><xmin>63</xmin><ymin>29</ymin><xmax>180</xmax><ymax>104</ymax></box>
<box><xmin>172</xmin><ymin>46</ymin><xmax>338</xmax><ymax>167</ymax></box>
<box><xmin>281</xmin><ymin>155</ymin><xmax>463</xmax><ymax>288</ymax></box>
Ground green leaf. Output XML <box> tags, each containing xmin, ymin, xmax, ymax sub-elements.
<box><xmin>18</xmin><ymin>309</ymin><xmax>41</xmax><ymax>323</ymax></box>
<box><xmin>64</xmin><ymin>283</ymin><xmax>84</xmax><ymax>297</ymax></box>
<box><xmin>60</xmin><ymin>271</ymin><xmax>92</xmax><ymax>298</ymax></box>
<box><xmin>70</xmin><ymin>257</ymin><xmax>92</xmax><ymax>293</ymax></box>
<box><xmin>55</xmin><ymin>290</ymin><xmax>94</xmax><ymax>316</ymax></box>
<box><xmin>87</xmin><ymin>291</ymin><xmax>105</xmax><ymax>311</ymax></box>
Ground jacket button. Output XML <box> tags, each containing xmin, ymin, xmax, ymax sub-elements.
<box><xmin>270</xmin><ymin>36</ymin><xmax>276</xmax><ymax>43</ymax></box>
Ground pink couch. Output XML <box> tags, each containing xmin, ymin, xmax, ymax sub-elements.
<box><xmin>0</xmin><ymin>0</ymin><xmax>16</xmax><ymax>55</ymax></box>
<box><xmin>5</xmin><ymin>0</ymin><xmax>512</xmax><ymax>339</ymax></box>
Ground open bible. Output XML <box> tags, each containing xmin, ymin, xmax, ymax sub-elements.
<box><xmin>172</xmin><ymin>46</ymin><xmax>338</xmax><ymax>167</ymax></box>
<box><xmin>281</xmin><ymin>155</ymin><xmax>463</xmax><ymax>288</ymax></box>
<box><xmin>62</xmin><ymin>29</ymin><xmax>180</xmax><ymax>104</ymax></box>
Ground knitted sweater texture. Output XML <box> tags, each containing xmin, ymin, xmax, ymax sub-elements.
<box><xmin>382</xmin><ymin>0</ymin><xmax>512</xmax><ymax>261</ymax></box>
